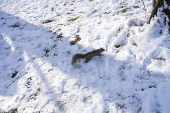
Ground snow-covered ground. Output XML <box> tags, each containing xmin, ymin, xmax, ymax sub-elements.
<box><xmin>0</xmin><ymin>0</ymin><xmax>170</xmax><ymax>112</ymax></box>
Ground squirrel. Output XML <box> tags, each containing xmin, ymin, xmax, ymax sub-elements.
<box><xmin>72</xmin><ymin>47</ymin><xmax>105</xmax><ymax>64</ymax></box>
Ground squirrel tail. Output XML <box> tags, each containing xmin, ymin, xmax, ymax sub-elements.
<box><xmin>72</xmin><ymin>54</ymin><xmax>85</xmax><ymax>64</ymax></box>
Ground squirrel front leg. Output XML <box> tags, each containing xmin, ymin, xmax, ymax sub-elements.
<box><xmin>98</xmin><ymin>53</ymin><xmax>102</xmax><ymax>56</ymax></box>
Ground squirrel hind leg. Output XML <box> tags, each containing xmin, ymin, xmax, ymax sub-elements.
<box><xmin>85</xmin><ymin>57</ymin><xmax>91</xmax><ymax>63</ymax></box>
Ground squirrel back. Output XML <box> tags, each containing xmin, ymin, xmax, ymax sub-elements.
<box><xmin>71</xmin><ymin>48</ymin><xmax>105</xmax><ymax>64</ymax></box>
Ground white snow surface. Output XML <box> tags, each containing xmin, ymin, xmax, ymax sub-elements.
<box><xmin>0</xmin><ymin>0</ymin><xmax>170</xmax><ymax>112</ymax></box>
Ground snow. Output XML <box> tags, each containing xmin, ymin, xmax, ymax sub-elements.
<box><xmin>0</xmin><ymin>0</ymin><xmax>170</xmax><ymax>112</ymax></box>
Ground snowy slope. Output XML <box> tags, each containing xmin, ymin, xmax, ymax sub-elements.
<box><xmin>0</xmin><ymin>0</ymin><xmax>170</xmax><ymax>112</ymax></box>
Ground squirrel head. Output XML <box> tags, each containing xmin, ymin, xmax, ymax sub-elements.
<box><xmin>100</xmin><ymin>47</ymin><xmax>105</xmax><ymax>52</ymax></box>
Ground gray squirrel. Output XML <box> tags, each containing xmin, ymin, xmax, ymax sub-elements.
<box><xmin>71</xmin><ymin>48</ymin><xmax>105</xmax><ymax>64</ymax></box>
